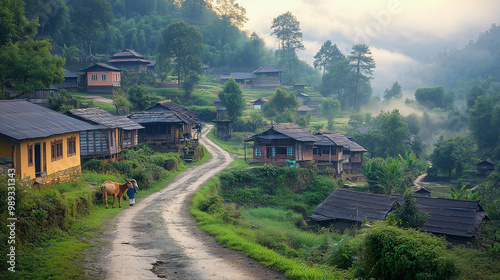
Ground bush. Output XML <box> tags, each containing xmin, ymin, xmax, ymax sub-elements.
<box><xmin>353</xmin><ymin>223</ymin><xmax>458</xmax><ymax>280</ymax></box>
<box><xmin>186</xmin><ymin>105</ymin><xmax>216</xmax><ymax>122</ymax></box>
<box><xmin>82</xmin><ymin>158</ymin><xmax>105</xmax><ymax>173</ymax></box>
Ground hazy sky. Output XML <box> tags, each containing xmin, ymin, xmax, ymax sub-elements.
<box><xmin>238</xmin><ymin>0</ymin><xmax>500</xmax><ymax>95</ymax></box>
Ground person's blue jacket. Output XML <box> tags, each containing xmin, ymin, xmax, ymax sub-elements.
<box><xmin>127</xmin><ymin>184</ymin><xmax>137</xmax><ymax>199</ymax></box>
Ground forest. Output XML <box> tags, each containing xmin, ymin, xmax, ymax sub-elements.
<box><xmin>1</xmin><ymin>0</ymin><xmax>500</xmax><ymax>278</ymax></box>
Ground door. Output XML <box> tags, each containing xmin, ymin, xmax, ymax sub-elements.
<box><xmin>34</xmin><ymin>142</ymin><xmax>41</xmax><ymax>177</ymax></box>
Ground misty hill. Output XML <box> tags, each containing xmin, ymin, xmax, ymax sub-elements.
<box><xmin>409</xmin><ymin>23</ymin><xmax>500</xmax><ymax>95</ymax></box>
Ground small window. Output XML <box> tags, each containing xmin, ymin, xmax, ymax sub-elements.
<box><xmin>90</xmin><ymin>74</ymin><xmax>98</xmax><ymax>81</ymax></box>
<box><xmin>67</xmin><ymin>136</ymin><xmax>76</xmax><ymax>157</ymax></box>
<box><xmin>101</xmin><ymin>74</ymin><xmax>107</xmax><ymax>81</ymax></box>
<box><xmin>254</xmin><ymin>148</ymin><xmax>262</xmax><ymax>157</ymax></box>
<box><xmin>28</xmin><ymin>144</ymin><xmax>33</xmax><ymax>166</ymax></box>
<box><xmin>51</xmin><ymin>139</ymin><xmax>63</xmax><ymax>161</ymax></box>
<box><xmin>286</xmin><ymin>147</ymin><xmax>293</xmax><ymax>156</ymax></box>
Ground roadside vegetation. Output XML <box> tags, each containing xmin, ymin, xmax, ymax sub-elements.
<box><xmin>0</xmin><ymin>145</ymin><xmax>208</xmax><ymax>279</ymax></box>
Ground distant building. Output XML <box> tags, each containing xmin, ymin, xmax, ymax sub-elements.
<box><xmin>55</xmin><ymin>69</ymin><xmax>79</xmax><ymax>92</ymax></box>
<box><xmin>80</xmin><ymin>63</ymin><xmax>121</xmax><ymax>94</ymax></box>
<box><xmin>218</xmin><ymin>65</ymin><xmax>284</xmax><ymax>87</ymax></box>
<box><xmin>252</xmin><ymin>97</ymin><xmax>269</xmax><ymax>109</ymax></box>
<box><xmin>313</xmin><ymin>131</ymin><xmax>367</xmax><ymax>173</ymax></box>
<box><xmin>477</xmin><ymin>159</ymin><xmax>495</xmax><ymax>176</ymax></box>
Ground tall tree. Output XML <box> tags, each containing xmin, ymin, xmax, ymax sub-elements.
<box><xmin>213</xmin><ymin>0</ymin><xmax>247</xmax><ymax>46</ymax></box>
<box><xmin>383</xmin><ymin>81</ymin><xmax>403</xmax><ymax>103</ymax></box>
<box><xmin>321</xmin><ymin>59</ymin><xmax>351</xmax><ymax>101</ymax></box>
<box><xmin>0</xmin><ymin>0</ymin><xmax>64</xmax><ymax>97</ymax></box>
<box><xmin>271</xmin><ymin>11</ymin><xmax>304</xmax><ymax>85</ymax></box>
<box><xmin>262</xmin><ymin>87</ymin><xmax>299</xmax><ymax>122</ymax></box>
<box><xmin>348</xmin><ymin>44</ymin><xmax>375</xmax><ymax>112</ymax></box>
<box><xmin>180</xmin><ymin>0</ymin><xmax>211</xmax><ymax>24</ymax></box>
<box><xmin>127</xmin><ymin>84</ymin><xmax>151</xmax><ymax>111</ymax></box>
<box><xmin>24</xmin><ymin>0</ymin><xmax>69</xmax><ymax>43</ymax></box>
<box><xmin>313</xmin><ymin>40</ymin><xmax>345</xmax><ymax>78</ymax></box>
<box><xmin>71</xmin><ymin>0</ymin><xmax>113</xmax><ymax>56</ymax></box>
<box><xmin>320</xmin><ymin>98</ymin><xmax>341</xmax><ymax>131</ymax></box>
<box><xmin>157</xmin><ymin>21</ymin><xmax>203</xmax><ymax>98</ymax></box>
<box><xmin>218</xmin><ymin>78</ymin><xmax>245</xmax><ymax>122</ymax></box>
<box><xmin>378</xmin><ymin>109</ymin><xmax>411</xmax><ymax>158</ymax></box>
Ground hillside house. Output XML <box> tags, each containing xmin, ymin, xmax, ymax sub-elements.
<box><xmin>66</xmin><ymin>108</ymin><xmax>144</xmax><ymax>160</ymax></box>
<box><xmin>246</xmin><ymin>124</ymin><xmax>320</xmax><ymax>166</ymax></box>
<box><xmin>313</xmin><ymin>131</ymin><xmax>367</xmax><ymax>173</ymax></box>
<box><xmin>252</xmin><ymin>97</ymin><xmax>269</xmax><ymax>109</ymax></box>
<box><xmin>107</xmin><ymin>49</ymin><xmax>155</xmax><ymax>73</ymax></box>
<box><xmin>80</xmin><ymin>63</ymin><xmax>121</xmax><ymax>94</ymax></box>
<box><xmin>0</xmin><ymin>100</ymin><xmax>97</xmax><ymax>184</ymax></box>
<box><xmin>311</xmin><ymin>189</ymin><xmax>490</xmax><ymax>242</ymax></box>
<box><xmin>219</xmin><ymin>73</ymin><xmax>255</xmax><ymax>86</ymax></box>
<box><xmin>28</xmin><ymin>85</ymin><xmax>58</xmax><ymax>106</ymax></box>
<box><xmin>144</xmin><ymin>100</ymin><xmax>199</xmax><ymax>138</ymax></box>
<box><xmin>252</xmin><ymin>65</ymin><xmax>284</xmax><ymax>87</ymax></box>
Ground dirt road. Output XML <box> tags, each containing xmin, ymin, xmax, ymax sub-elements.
<box><xmin>85</xmin><ymin>125</ymin><xmax>286</xmax><ymax>280</ymax></box>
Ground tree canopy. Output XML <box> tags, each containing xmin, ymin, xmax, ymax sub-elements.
<box><xmin>262</xmin><ymin>87</ymin><xmax>299</xmax><ymax>123</ymax></box>
<box><xmin>348</xmin><ymin>44</ymin><xmax>375</xmax><ymax>112</ymax></box>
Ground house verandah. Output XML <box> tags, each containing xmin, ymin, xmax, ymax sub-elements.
<box><xmin>245</xmin><ymin>124</ymin><xmax>320</xmax><ymax>166</ymax></box>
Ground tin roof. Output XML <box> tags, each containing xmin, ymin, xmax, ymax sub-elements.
<box><xmin>145</xmin><ymin>100</ymin><xmax>198</xmax><ymax>123</ymax></box>
<box><xmin>311</xmin><ymin>189</ymin><xmax>400</xmax><ymax>223</ymax></box>
<box><xmin>0</xmin><ymin>100</ymin><xmax>100</xmax><ymax>141</ymax></box>
<box><xmin>66</xmin><ymin>108</ymin><xmax>144</xmax><ymax>130</ymax></box>
<box><xmin>311</xmin><ymin>189</ymin><xmax>489</xmax><ymax>238</ymax></box>
<box><xmin>247</xmin><ymin>124</ymin><xmax>320</xmax><ymax>142</ymax></box>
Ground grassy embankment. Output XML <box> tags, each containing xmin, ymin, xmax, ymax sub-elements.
<box><xmin>1</xmin><ymin>144</ymin><xmax>209</xmax><ymax>280</ymax></box>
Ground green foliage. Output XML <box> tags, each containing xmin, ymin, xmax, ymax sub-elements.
<box><xmin>361</xmin><ymin>157</ymin><xmax>410</xmax><ymax>195</ymax></box>
<box><xmin>262</xmin><ymin>88</ymin><xmax>299</xmax><ymax>122</ymax></box>
<box><xmin>383</xmin><ymin>81</ymin><xmax>403</xmax><ymax>103</ymax></box>
<box><xmin>320</xmin><ymin>98</ymin><xmax>341</xmax><ymax>130</ymax></box>
<box><xmin>46</xmin><ymin>90</ymin><xmax>78</xmax><ymax>112</ymax></box>
<box><xmin>348</xmin><ymin>44</ymin><xmax>375</xmax><ymax>112</ymax></box>
<box><xmin>218</xmin><ymin>78</ymin><xmax>245</xmax><ymax>121</ymax></box>
<box><xmin>430</xmin><ymin>134</ymin><xmax>479</xmax><ymax>179</ymax></box>
<box><xmin>352</xmin><ymin>223</ymin><xmax>458</xmax><ymax>280</ymax></box>
<box><xmin>468</xmin><ymin>89</ymin><xmax>500</xmax><ymax>157</ymax></box>
<box><xmin>393</xmin><ymin>190</ymin><xmax>429</xmax><ymax>229</ymax></box>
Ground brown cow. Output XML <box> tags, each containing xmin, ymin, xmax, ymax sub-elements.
<box><xmin>101</xmin><ymin>179</ymin><xmax>134</xmax><ymax>209</ymax></box>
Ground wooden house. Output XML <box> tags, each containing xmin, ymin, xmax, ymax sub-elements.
<box><xmin>311</xmin><ymin>189</ymin><xmax>490</xmax><ymax>242</ymax></box>
<box><xmin>0</xmin><ymin>100</ymin><xmax>97</xmax><ymax>184</ymax></box>
<box><xmin>297</xmin><ymin>105</ymin><xmax>315</xmax><ymax>116</ymax></box>
<box><xmin>107</xmin><ymin>49</ymin><xmax>155</xmax><ymax>73</ymax></box>
<box><xmin>219</xmin><ymin>73</ymin><xmax>255</xmax><ymax>85</ymax></box>
<box><xmin>313</xmin><ymin>131</ymin><xmax>367</xmax><ymax>173</ymax></box>
<box><xmin>80</xmin><ymin>63</ymin><xmax>121</xmax><ymax>94</ymax></box>
<box><xmin>246</xmin><ymin>124</ymin><xmax>320</xmax><ymax>166</ymax></box>
<box><xmin>144</xmin><ymin>100</ymin><xmax>199</xmax><ymax>139</ymax></box>
<box><xmin>55</xmin><ymin>69</ymin><xmax>79</xmax><ymax>92</ymax></box>
<box><xmin>252</xmin><ymin>65</ymin><xmax>284</xmax><ymax>87</ymax></box>
<box><xmin>414</xmin><ymin>185</ymin><xmax>432</xmax><ymax>196</ymax></box>
<box><xmin>477</xmin><ymin>159</ymin><xmax>495</xmax><ymax>176</ymax></box>
<box><xmin>252</xmin><ymin>97</ymin><xmax>269</xmax><ymax>109</ymax></box>
<box><xmin>295</xmin><ymin>92</ymin><xmax>309</xmax><ymax>104</ymax></box>
<box><xmin>66</xmin><ymin>108</ymin><xmax>144</xmax><ymax>160</ymax></box>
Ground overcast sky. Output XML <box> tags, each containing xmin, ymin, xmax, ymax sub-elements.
<box><xmin>238</xmin><ymin>0</ymin><xmax>500</xmax><ymax>95</ymax></box>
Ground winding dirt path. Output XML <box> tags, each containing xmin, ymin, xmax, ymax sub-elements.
<box><xmin>85</xmin><ymin>125</ymin><xmax>286</xmax><ymax>280</ymax></box>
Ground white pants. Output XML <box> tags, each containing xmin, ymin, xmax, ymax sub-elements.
<box><xmin>129</xmin><ymin>198</ymin><xmax>135</xmax><ymax>205</ymax></box>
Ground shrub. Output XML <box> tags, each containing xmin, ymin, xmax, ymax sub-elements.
<box><xmin>353</xmin><ymin>222</ymin><xmax>458</xmax><ymax>280</ymax></box>
<box><xmin>82</xmin><ymin>158</ymin><xmax>105</xmax><ymax>173</ymax></box>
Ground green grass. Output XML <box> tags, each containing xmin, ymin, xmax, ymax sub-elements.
<box><xmin>424</xmin><ymin>182</ymin><xmax>452</xmax><ymax>198</ymax></box>
<box><xmin>205</xmin><ymin>127</ymin><xmax>247</xmax><ymax>156</ymax></box>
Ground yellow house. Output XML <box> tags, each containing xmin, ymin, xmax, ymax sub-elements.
<box><xmin>80</xmin><ymin>63</ymin><xmax>121</xmax><ymax>94</ymax></box>
<box><xmin>0</xmin><ymin>100</ymin><xmax>98</xmax><ymax>184</ymax></box>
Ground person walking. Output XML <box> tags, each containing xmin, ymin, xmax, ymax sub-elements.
<box><xmin>127</xmin><ymin>181</ymin><xmax>138</xmax><ymax>206</ymax></box>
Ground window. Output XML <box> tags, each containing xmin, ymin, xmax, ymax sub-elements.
<box><xmin>51</xmin><ymin>139</ymin><xmax>63</xmax><ymax>161</ymax></box>
<box><xmin>101</xmin><ymin>74</ymin><xmax>107</xmax><ymax>81</ymax></box>
<box><xmin>254</xmin><ymin>148</ymin><xmax>262</xmax><ymax>157</ymax></box>
<box><xmin>67</xmin><ymin>136</ymin><xmax>76</xmax><ymax>157</ymax></box>
<box><xmin>287</xmin><ymin>147</ymin><xmax>293</xmax><ymax>156</ymax></box>
<box><xmin>90</xmin><ymin>74</ymin><xmax>98</xmax><ymax>81</ymax></box>
<box><xmin>28</xmin><ymin>144</ymin><xmax>33</xmax><ymax>166</ymax></box>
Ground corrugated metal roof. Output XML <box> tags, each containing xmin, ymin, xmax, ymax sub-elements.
<box><xmin>0</xmin><ymin>100</ymin><xmax>101</xmax><ymax>141</ymax></box>
<box><xmin>247</xmin><ymin>124</ymin><xmax>320</xmax><ymax>142</ymax></box>
<box><xmin>395</xmin><ymin>195</ymin><xmax>489</xmax><ymax>237</ymax></box>
<box><xmin>311</xmin><ymin>189</ymin><xmax>400</xmax><ymax>223</ymax></box>
<box><xmin>314</xmin><ymin>131</ymin><xmax>367</xmax><ymax>152</ymax></box>
<box><xmin>128</xmin><ymin>111</ymin><xmax>185</xmax><ymax>124</ymax></box>
<box><xmin>253</xmin><ymin>65</ymin><xmax>284</xmax><ymax>74</ymax></box>
<box><xmin>66</xmin><ymin>108</ymin><xmax>144</xmax><ymax>130</ymax></box>
<box><xmin>311</xmin><ymin>189</ymin><xmax>489</xmax><ymax>238</ymax></box>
